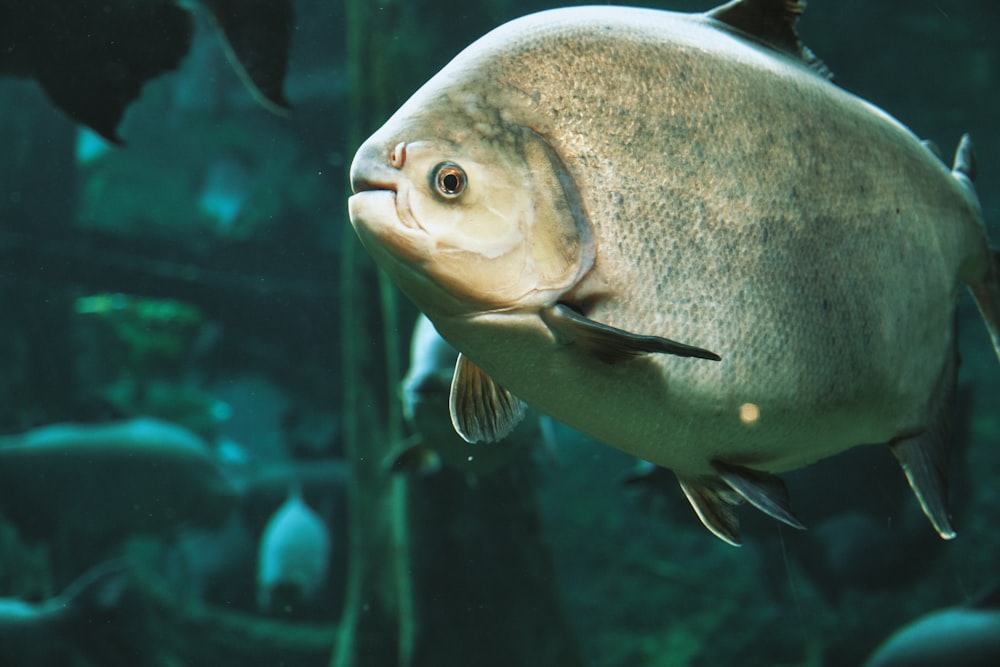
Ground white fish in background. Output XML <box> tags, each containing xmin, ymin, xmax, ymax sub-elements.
<box><xmin>347</xmin><ymin>0</ymin><xmax>1000</xmax><ymax>544</ymax></box>
<box><xmin>257</xmin><ymin>487</ymin><xmax>331</xmax><ymax>611</ymax></box>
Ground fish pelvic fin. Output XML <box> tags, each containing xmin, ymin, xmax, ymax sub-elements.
<box><xmin>449</xmin><ymin>353</ymin><xmax>527</xmax><ymax>444</ymax></box>
<box><xmin>678</xmin><ymin>462</ymin><xmax>805</xmax><ymax>546</ymax></box>
<box><xmin>677</xmin><ymin>475</ymin><xmax>744</xmax><ymax>546</ymax></box>
<box><xmin>540</xmin><ymin>304</ymin><xmax>721</xmax><ymax>364</ymax></box>
<box><xmin>713</xmin><ymin>461</ymin><xmax>806</xmax><ymax>531</ymax></box>
<box><xmin>706</xmin><ymin>0</ymin><xmax>833</xmax><ymax>79</ymax></box>
<box><xmin>890</xmin><ymin>333</ymin><xmax>960</xmax><ymax>540</ymax></box>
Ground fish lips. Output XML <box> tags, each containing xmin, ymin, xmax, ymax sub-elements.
<box><xmin>349</xmin><ymin>141</ymin><xmax>430</xmax><ymax>244</ymax></box>
<box><xmin>348</xmin><ymin>186</ymin><xmax>432</xmax><ymax>259</ymax></box>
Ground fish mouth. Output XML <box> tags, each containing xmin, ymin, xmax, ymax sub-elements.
<box><xmin>349</xmin><ymin>141</ymin><xmax>425</xmax><ymax>235</ymax></box>
<box><xmin>350</xmin><ymin>174</ymin><xmax>397</xmax><ymax>196</ymax></box>
<box><xmin>349</xmin><ymin>184</ymin><xmax>425</xmax><ymax>234</ymax></box>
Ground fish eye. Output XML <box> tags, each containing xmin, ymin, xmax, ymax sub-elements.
<box><xmin>432</xmin><ymin>162</ymin><xmax>467</xmax><ymax>199</ymax></box>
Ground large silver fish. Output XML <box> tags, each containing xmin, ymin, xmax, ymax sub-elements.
<box><xmin>347</xmin><ymin>0</ymin><xmax>1000</xmax><ymax>545</ymax></box>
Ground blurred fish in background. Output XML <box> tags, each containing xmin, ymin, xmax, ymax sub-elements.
<box><xmin>864</xmin><ymin>585</ymin><xmax>1000</xmax><ymax>667</ymax></box>
<box><xmin>0</xmin><ymin>417</ymin><xmax>239</xmax><ymax>550</ymax></box>
<box><xmin>0</xmin><ymin>0</ymin><xmax>292</xmax><ymax>143</ymax></box>
<box><xmin>394</xmin><ymin>313</ymin><xmax>556</xmax><ymax>479</ymax></box>
<box><xmin>0</xmin><ymin>560</ymin><xmax>150</xmax><ymax>667</ymax></box>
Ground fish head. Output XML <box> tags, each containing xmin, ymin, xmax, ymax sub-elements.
<box><xmin>348</xmin><ymin>89</ymin><xmax>593</xmax><ymax>317</ymax></box>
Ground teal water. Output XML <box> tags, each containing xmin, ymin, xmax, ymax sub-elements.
<box><xmin>0</xmin><ymin>1</ymin><xmax>998</xmax><ymax>665</ymax></box>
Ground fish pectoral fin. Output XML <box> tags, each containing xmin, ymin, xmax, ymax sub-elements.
<box><xmin>705</xmin><ymin>0</ymin><xmax>832</xmax><ymax>79</ymax></box>
<box><xmin>890</xmin><ymin>334</ymin><xmax>959</xmax><ymax>540</ymax></box>
<box><xmin>676</xmin><ymin>475</ymin><xmax>744</xmax><ymax>547</ymax></box>
<box><xmin>713</xmin><ymin>461</ymin><xmax>805</xmax><ymax>530</ymax></box>
<box><xmin>540</xmin><ymin>304</ymin><xmax>721</xmax><ymax>364</ymax></box>
<box><xmin>449</xmin><ymin>353</ymin><xmax>527</xmax><ymax>444</ymax></box>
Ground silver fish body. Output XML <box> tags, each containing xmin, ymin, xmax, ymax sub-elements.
<box><xmin>348</xmin><ymin>2</ymin><xmax>1000</xmax><ymax>544</ymax></box>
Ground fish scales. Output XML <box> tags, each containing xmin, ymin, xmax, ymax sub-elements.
<box><xmin>349</xmin><ymin>3</ymin><xmax>999</xmax><ymax>544</ymax></box>
<box><xmin>379</xmin><ymin>8</ymin><xmax>978</xmax><ymax>468</ymax></box>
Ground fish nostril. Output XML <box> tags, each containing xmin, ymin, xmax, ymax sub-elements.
<box><xmin>389</xmin><ymin>142</ymin><xmax>407</xmax><ymax>169</ymax></box>
<box><xmin>350</xmin><ymin>141</ymin><xmax>400</xmax><ymax>194</ymax></box>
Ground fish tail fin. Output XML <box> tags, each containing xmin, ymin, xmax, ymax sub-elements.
<box><xmin>57</xmin><ymin>560</ymin><xmax>152</xmax><ymax>666</ymax></box>
<box><xmin>951</xmin><ymin>134</ymin><xmax>1000</xmax><ymax>363</ymax></box>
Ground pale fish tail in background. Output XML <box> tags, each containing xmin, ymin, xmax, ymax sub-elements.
<box><xmin>256</xmin><ymin>484</ymin><xmax>332</xmax><ymax>612</ymax></box>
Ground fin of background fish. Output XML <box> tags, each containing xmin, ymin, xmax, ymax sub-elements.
<box><xmin>706</xmin><ymin>0</ymin><xmax>832</xmax><ymax>79</ymax></box>
<box><xmin>971</xmin><ymin>246</ymin><xmax>1000</xmax><ymax>360</ymax></box>
<box><xmin>676</xmin><ymin>475</ymin><xmax>745</xmax><ymax>546</ymax></box>
<box><xmin>540</xmin><ymin>304</ymin><xmax>721</xmax><ymax>364</ymax></box>
<box><xmin>0</xmin><ymin>0</ymin><xmax>195</xmax><ymax>144</ymax></box>
<box><xmin>890</xmin><ymin>333</ymin><xmax>959</xmax><ymax>540</ymax></box>
<box><xmin>0</xmin><ymin>0</ymin><xmax>292</xmax><ymax>142</ymax></box>
<box><xmin>620</xmin><ymin>459</ymin><xmax>663</xmax><ymax>488</ymax></box>
<box><xmin>955</xmin><ymin>135</ymin><xmax>1000</xmax><ymax>363</ymax></box>
<box><xmin>713</xmin><ymin>461</ymin><xmax>806</xmax><ymax>530</ymax></box>
<box><xmin>449</xmin><ymin>353</ymin><xmax>527</xmax><ymax>443</ymax></box>
<box><xmin>201</xmin><ymin>0</ymin><xmax>294</xmax><ymax>114</ymax></box>
<box><xmin>970</xmin><ymin>582</ymin><xmax>1000</xmax><ymax>609</ymax></box>
<box><xmin>388</xmin><ymin>441</ymin><xmax>444</xmax><ymax>476</ymax></box>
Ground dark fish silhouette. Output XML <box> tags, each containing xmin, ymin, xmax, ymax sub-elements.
<box><xmin>0</xmin><ymin>0</ymin><xmax>293</xmax><ymax>142</ymax></box>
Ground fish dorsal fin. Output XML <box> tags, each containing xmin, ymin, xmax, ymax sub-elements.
<box><xmin>706</xmin><ymin>0</ymin><xmax>833</xmax><ymax>79</ymax></box>
<box><xmin>449</xmin><ymin>353</ymin><xmax>527</xmax><ymax>444</ymax></box>
<box><xmin>952</xmin><ymin>133</ymin><xmax>977</xmax><ymax>184</ymax></box>
<box><xmin>540</xmin><ymin>304</ymin><xmax>721</xmax><ymax>364</ymax></box>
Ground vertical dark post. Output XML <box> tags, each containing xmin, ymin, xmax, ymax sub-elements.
<box><xmin>0</xmin><ymin>81</ymin><xmax>79</xmax><ymax>427</ymax></box>
<box><xmin>333</xmin><ymin>3</ymin><xmax>581</xmax><ymax>666</ymax></box>
<box><xmin>332</xmin><ymin>1</ymin><xmax>413</xmax><ymax>666</ymax></box>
